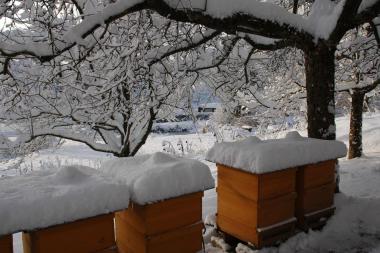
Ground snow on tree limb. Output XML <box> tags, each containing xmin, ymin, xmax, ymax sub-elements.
<box><xmin>147</xmin><ymin>29</ymin><xmax>220</xmax><ymax>66</ymax></box>
<box><xmin>0</xmin><ymin>0</ymin><xmax>146</xmax><ymax>60</ymax></box>
<box><xmin>3</xmin><ymin>0</ymin><xmax>379</xmax><ymax>61</ymax></box>
<box><xmin>1</xmin><ymin>11</ymin><xmax>206</xmax><ymax>157</ymax></box>
<box><xmin>359</xmin><ymin>0</ymin><xmax>380</xmax><ymax>13</ymax></box>
<box><xmin>31</xmin><ymin>128</ymin><xmax>120</xmax><ymax>154</ymax></box>
<box><xmin>1</xmin><ymin>0</ymin><xmax>380</xmax><ymax>152</ymax></box>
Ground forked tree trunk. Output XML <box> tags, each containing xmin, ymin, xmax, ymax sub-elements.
<box><xmin>305</xmin><ymin>42</ymin><xmax>336</xmax><ymax>141</ymax></box>
<box><xmin>348</xmin><ymin>91</ymin><xmax>365</xmax><ymax>159</ymax></box>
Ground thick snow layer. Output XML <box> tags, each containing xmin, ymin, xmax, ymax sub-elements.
<box><xmin>0</xmin><ymin>165</ymin><xmax>130</xmax><ymax>236</ymax></box>
<box><xmin>101</xmin><ymin>152</ymin><xmax>215</xmax><ymax>205</ymax></box>
<box><xmin>206</xmin><ymin>132</ymin><xmax>347</xmax><ymax>174</ymax></box>
<box><xmin>165</xmin><ymin>0</ymin><xmax>343</xmax><ymax>40</ymax></box>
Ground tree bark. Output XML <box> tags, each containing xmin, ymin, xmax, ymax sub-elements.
<box><xmin>305</xmin><ymin>42</ymin><xmax>336</xmax><ymax>140</ymax></box>
<box><xmin>304</xmin><ymin>42</ymin><xmax>339</xmax><ymax>192</ymax></box>
<box><xmin>348</xmin><ymin>91</ymin><xmax>365</xmax><ymax>159</ymax></box>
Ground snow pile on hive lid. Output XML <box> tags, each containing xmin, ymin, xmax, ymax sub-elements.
<box><xmin>206</xmin><ymin>132</ymin><xmax>347</xmax><ymax>174</ymax></box>
<box><xmin>0</xmin><ymin>165</ymin><xmax>130</xmax><ymax>235</ymax></box>
<box><xmin>100</xmin><ymin>152</ymin><xmax>215</xmax><ymax>205</ymax></box>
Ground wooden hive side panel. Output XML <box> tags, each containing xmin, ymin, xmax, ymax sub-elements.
<box><xmin>217</xmin><ymin>165</ymin><xmax>259</xmax><ymax>201</ymax></box>
<box><xmin>115</xmin><ymin>215</ymin><xmax>147</xmax><ymax>253</ymax></box>
<box><xmin>297</xmin><ymin>206</ymin><xmax>335</xmax><ymax>231</ymax></box>
<box><xmin>217</xmin><ymin>185</ymin><xmax>258</xmax><ymax>228</ymax></box>
<box><xmin>22</xmin><ymin>214</ymin><xmax>115</xmax><ymax>253</ymax></box>
<box><xmin>295</xmin><ymin>182</ymin><xmax>305</xmax><ymax>222</ymax></box>
<box><xmin>257</xmin><ymin>219</ymin><xmax>296</xmax><ymax>248</ymax></box>
<box><xmin>116</xmin><ymin>216</ymin><xmax>202</xmax><ymax>253</ymax></box>
<box><xmin>116</xmin><ymin>205</ymin><xmax>147</xmax><ymax>236</ymax></box>
<box><xmin>257</xmin><ymin>193</ymin><xmax>296</xmax><ymax>228</ymax></box>
<box><xmin>259</xmin><ymin>168</ymin><xmax>297</xmax><ymax>200</ymax></box>
<box><xmin>217</xmin><ymin>214</ymin><xmax>259</xmax><ymax>246</ymax></box>
<box><xmin>147</xmin><ymin>222</ymin><xmax>203</xmax><ymax>253</ymax></box>
<box><xmin>302</xmin><ymin>183</ymin><xmax>335</xmax><ymax>214</ymax></box>
<box><xmin>117</xmin><ymin>192</ymin><xmax>203</xmax><ymax>236</ymax></box>
<box><xmin>0</xmin><ymin>234</ymin><xmax>13</xmax><ymax>253</ymax></box>
<box><xmin>296</xmin><ymin>166</ymin><xmax>306</xmax><ymax>212</ymax></box>
<box><xmin>301</xmin><ymin>160</ymin><xmax>336</xmax><ymax>189</ymax></box>
<box><xmin>144</xmin><ymin>192</ymin><xmax>202</xmax><ymax>235</ymax></box>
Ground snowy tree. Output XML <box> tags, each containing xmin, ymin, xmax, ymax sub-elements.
<box><xmin>1</xmin><ymin>10</ymin><xmax>214</xmax><ymax>157</ymax></box>
<box><xmin>177</xmin><ymin>31</ymin><xmax>307</xmax><ymax>137</ymax></box>
<box><xmin>2</xmin><ymin>0</ymin><xmax>379</xmax><ymax>141</ymax></box>
<box><xmin>336</xmin><ymin>24</ymin><xmax>380</xmax><ymax>158</ymax></box>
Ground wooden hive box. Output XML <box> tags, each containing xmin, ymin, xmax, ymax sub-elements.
<box><xmin>22</xmin><ymin>213</ymin><xmax>116</xmax><ymax>253</ymax></box>
<box><xmin>115</xmin><ymin>192</ymin><xmax>204</xmax><ymax>253</ymax></box>
<box><xmin>0</xmin><ymin>234</ymin><xmax>13</xmax><ymax>253</ymax></box>
<box><xmin>296</xmin><ymin>160</ymin><xmax>336</xmax><ymax>230</ymax></box>
<box><xmin>216</xmin><ymin>164</ymin><xmax>297</xmax><ymax>248</ymax></box>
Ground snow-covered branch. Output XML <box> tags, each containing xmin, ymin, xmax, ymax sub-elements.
<box><xmin>3</xmin><ymin>0</ymin><xmax>379</xmax><ymax>62</ymax></box>
<box><xmin>31</xmin><ymin>128</ymin><xmax>120</xmax><ymax>154</ymax></box>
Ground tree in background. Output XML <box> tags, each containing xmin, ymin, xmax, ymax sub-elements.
<box><xmin>2</xmin><ymin>0</ymin><xmax>380</xmax><ymax>141</ymax></box>
<box><xmin>336</xmin><ymin>24</ymin><xmax>380</xmax><ymax>158</ymax></box>
<box><xmin>1</xmin><ymin>10</ymin><xmax>215</xmax><ymax>157</ymax></box>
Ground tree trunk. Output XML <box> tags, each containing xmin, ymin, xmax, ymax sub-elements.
<box><xmin>304</xmin><ymin>43</ymin><xmax>336</xmax><ymax>140</ymax></box>
<box><xmin>348</xmin><ymin>91</ymin><xmax>364</xmax><ymax>159</ymax></box>
<box><xmin>304</xmin><ymin>42</ymin><xmax>339</xmax><ymax>192</ymax></box>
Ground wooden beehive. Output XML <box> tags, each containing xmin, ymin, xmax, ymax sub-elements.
<box><xmin>296</xmin><ymin>160</ymin><xmax>336</xmax><ymax>230</ymax></box>
<box><xmin>217</xmin><ymin>164</ymin><xmax>297</xmax><ymax>248</ymax></box>
<box><xmin>0</xmin><ymin>234</ymin><xmax>13</xmax><ymax>253</ymax></box>
<box><xmin>22</xmin><ymin>213</ymin><xmax>116</xmax><ymax>253</ymax></box>
<box><xmin>115</xmin><ymin>192</ymin><xmax>204</xmax><ymax>253</ymax></box>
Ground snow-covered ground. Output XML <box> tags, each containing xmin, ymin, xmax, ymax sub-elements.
<box><xmin>2</xmin><ymin>113</ymin><xmax>380</xmax><ymax>253</ymax></box>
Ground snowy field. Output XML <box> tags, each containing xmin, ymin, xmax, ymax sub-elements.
<box><xmin>2</xmin><ymin>113</ymin><xmax>380</xmax><ymax>253</ymax></box>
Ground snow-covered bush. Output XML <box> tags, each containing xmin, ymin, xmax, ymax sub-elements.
<box><xmin>162</xmin><ymin>138</ymin><xmax>195</xmax><ymax>156</ymax></box>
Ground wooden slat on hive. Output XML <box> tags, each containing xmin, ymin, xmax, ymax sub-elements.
<box><xmin>298</xmin><ymin>160</ymin><xmax>335</xmax><ymax>189</ymax></box>
<box><xmin>217</xmin><ymin>164</ymin><xmax>259</xmax><ymax>201</ymax></box>
<box><xmin>217</xmin><ymin>214</ymin><xmax>259</xmax><ymax>245</ymax></box>
<box><xmin>116</xmin><ymin>192</ymin><xmax>202</xmax><ymax>236</ymax></box>
<box><xmin>147</xmin><ymin>222</ymin><xmax>203</xmax><ymax>253</ymax></box>
<box><xmin>22</xmin><ymin>214</ymin><xmax>115</xmax><ymax>253</ymax></box>
<box><xmin>257</xmin><ymin>219</ymin><xmax>296</xmax><ymax>248</ymax></box>
<box><xmin>217</xmin><ymin>185</ymin><xmax>258</xmax><ymax>228</ymax></box>
<box><xmin>217</xmin><ymin>164</ymin><xmax>297</xmax><ymax>201</ymax></box>
<box><xmin>257</xmin><ymin>193</ymin><xmax>297</xmax><ymax>228</ymax></box>
<box><xmin>302</xmin><ymin>182</ymin><xmax>335</xmax><ymax>213</ymax></box>
<box><xmin>258</xmin><ymin>168</ymin><xmax>297</xmax><ymax>200</ymax></box>
<box><xmin>116</xmin><ymin>216</ymin><xmax>203</xmax><ymax>253</ymax></box>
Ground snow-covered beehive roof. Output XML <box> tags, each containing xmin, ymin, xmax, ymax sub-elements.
<box><xmin>206</xmin><ymin>131</ymin><xmax>347</xmax><ymax>174</ymax></box>
<box><xmin>100</xmin><ymin>152</ymin><xmax>215</xmax><ymax>205</ymax></box>
<box><xmin>0</xmin><ymin>165</ymin><xmax>130</xmax><ymax>236</ymax></box>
